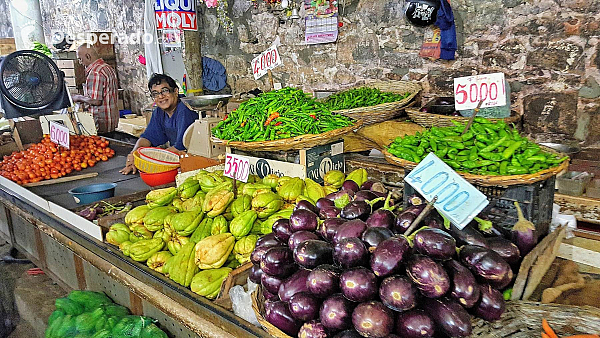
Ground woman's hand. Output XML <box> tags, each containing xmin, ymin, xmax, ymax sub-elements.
<box><xmin>119</xmin><ymin>153</ymin><xmax>137</xmax><ymax>175</ymax></box>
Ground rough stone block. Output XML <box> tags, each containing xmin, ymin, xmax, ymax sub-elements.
<box><xmin>527</xmin><ymin>41</ymin><xmax>584</xmax><ymax>71</ymax></box>
<box><xmin>523</xmin><ymin>92</ymin><xmax>579</xmax><ymax>136</ymax></box>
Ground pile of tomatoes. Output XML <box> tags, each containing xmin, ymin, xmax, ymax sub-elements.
<box><xmin>0</xmin><ymin>135</ymin><xmax>115</xmax><ymax>185</ymax></box>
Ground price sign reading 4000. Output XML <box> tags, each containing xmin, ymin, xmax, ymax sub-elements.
<box><xmin>453</xmin><ymin>73</ymin><xmax>506</xmax><ymax>111</ymax></box>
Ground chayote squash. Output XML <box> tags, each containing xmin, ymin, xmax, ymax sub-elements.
<box><xmin>177</xmin><ymin>178</ymin><xmax>200</xmax><ymax>200</ymax></box>
<box><xmin>146</xmin><ymin>187</ymin><xmax>177</xmax><ymax>208</ymax></box>
<box><xmin>124</xmin><ymin>205</ymin><xmax>150</xmax><ymax>225</ymax></box>
<box><xmin>251</xmin><ymin>191</ymin><xmax>284</xmax><ymax>219</ymax></box>
<box><xmin>106</xmin><ymin>223</ymin><xmax>131</xmax><ymax>246</ymax></box>
<box><xmin>143</xmin><ymin>206</ymin><xmax>176</xmax><ymax>232</ymax></box>
<box><xmin>190</xmin><ymin>217</ymin><xmax>213</xmax><ymax>243</ymax></box>
<box><xmin>229</xmin><ymin>210</ymin><xmax>258</xmax><ymax>239</ymax></box>
<box><xmin>146</xmin><ymin>251</ymin><xmax>173</xmax><ymax>274</ymax></box>
<box><xmin>167</xmin><ymin>234</ymin><xmax>190</xmax><ymax>255</ymax></box>
<box><xmin>194</xmin><ymin>233</ymin><xmax>235</xmax><ymax>269</ymax></box>
<box><xmin>210</xmin><ymin>215</ymin><xmax>229</xmax><ymax>235</ymax></box>
<box><xmin>171</xmin><ymin>210</ymin><xmax>204</xmax><ymax>236</ymax></box>
<box><xmin>169</xmin><ymin>242</ymin><xmax>198</xmax><ymax>287</ymax></box>
<box><xmin>129</xmin><ymin>238</ymin><xmax>165</xmax><ymax>262</ymax></box>
<box><xmin>190</xmin><ymin>267</ymin><xmax>232</xmax><ymax>299</ymax></box>
<box><xmin>233</xmin><ymin>234</ymin><xmax>259</xmax><ymax>264</ymax></box>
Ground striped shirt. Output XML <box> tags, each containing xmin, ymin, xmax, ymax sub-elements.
<box><xmin>84</xmin><ymin>59</ymin><xmax>119</xmax><ymax>133</ymax></box>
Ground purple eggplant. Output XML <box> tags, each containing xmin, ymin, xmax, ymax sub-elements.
<box><xmin>289</xmin><ymin>292</ymin><xmax>320</xmax><ymax>321</ymax></box>
<box><xmin>251</xmin><ymin>244</ymin><xmax>282</xmax><ymax>265</ymax></box>
<box><xmin>341</xmin><ymin>200</ymin><xmax>371</xmax><ymax>221</ymax></box>
<box><xmin>365</xmin><ymin>209</ymin><xmax>395</xmax><ymax>229</ymax></box>
<box><xmin>320</xmin><ymin>293</ymin><xmax>354</xmax><ymax>331</ymax></box>
<box><xmin>449</xmin><ymin>223</ymin><xmax>489</xmax><ymax>248</ymax></box>
<box><xmin>424</xmin><ymin>213</ymin><xmax>444</xmax><ymax>230</ymax></box>
<box><xmin>459</xmin><ymin>245</ymin><xmax>513</xmax><ymax>289</ymax></box>
<box><xmin>333</xmin><ymin>330</ymin><xmax>362</xmax><ymax>338</ymax></box>
<box><xmin>352</xmin><ymin>301</ymin><xmax>394</xmax><ymax>338</ymax></box>
<box><xmin>407</xmin><ymin>194</ymin><xmax>425</xmax><ymax>206</ymax></box>
<box><xmin>406</xmin><ymin>255</ymin><xmax>450</xmax><ymax>298</ymax></box>
<box><xmin>294</xmin><ymin>240</ymin><xmax>333</xmax><ymax>269</ymax></box>
<box><xmin>354</xmin><ymin>190</ymin><xmax>378</xmax><ymax>202</ymax></box>
<box><xmin>249</xmin><ymin>264</ymin><xmax>264</xmax><ymax>284</ymax></box>
<box><xmin>360</xmin><ymin>180</ymin><xmax>376</xmax><ymax>190</ymax></box>
<box><xmin>78</xmin><ymin>207</ymin><xmax>97</xmax><ymax>221</ymax></box>
<box><xmin>320</xmin><ymin>206</ymin><xmax>342</xmax><ymax>220</ymax></box>
<box><xmin>333</xmin><ymin>219</ymin><xmax>367</xmax><ymax>244</ymax></box>
<box><xmin>261</xmin><ymin>273</ymin><xmax>285</xmax><ymax>295</ymax></box>
<box><xmin>295</xmin><ymin>199</ymin><xmax>320</xmax><ymax>214</ymax></box>
<box><xmin>256</xmin><ymin>233</ymin><xmax>281</xmax><ymax>248</ymax></box>
<box><xmin>361</xmin><ymin>227</ymin><xmax>394</xmax><ymax>253</ymax></box>
<box><xmin>279</xmin><ymin>269</ymin><xmax>311</xmax><ymax>302</ymax></box>
<box><xmin>298</xmin><ymin>320</ymin><xmax>328</xmax><ymax>338</ymax></box>
<box><xmin>422</xmin><ymin>297</ymin><xmax>472</xmax><ymax>337</ymax></box>
<box><xmin>512</xmin><ymin>202</ymin><xmax>538</xmax><ymax>256</ymax></box>
<box><xmin>289</xmin><ymin>231</ymin><xmax>319</xmax><ymax>252</ymax></box>
<box><xmin>334</xmin><ymin>237</ymin><xmax>369</xmax><ymax>268</ymax></box>
<box><xmin>405</xmin><ymin>204</ymin><xmax>426</xmax><ymax>216</ymax></box>
<box><xmin>474</xmin><ymin>284</ymin><xmax>506</xmax><ymax>321</ymax></box>
<box><xmin>307</xmin><ymin>265</ymin><xmax>340</xmax><ymax>298</ymax></box>
<box><xmin>396</xmin><ymin>309</ymin><xmax>435</xmax><ymax>338</ymax></box>
<box><xmin>264</xmin><ymin>300</ymin><xmax>302</xmax><ymax>336</ymax></box>
<box><xmin>414</xmin><ymin>228</ymin><xmax>456</xmax><ymax>260</ymax></box>
<box><xmin>273</xmin><ymin>219</ymin><xmax>294</xmax><ymax>242</ymax></box>
<box><xmin>339</xmin><ymin>267</ymin><xmax>378</xmax><ymax>302</ymax></box>
<box><xmin>393</xmin><ymin>211</ymin><xmax>416</xmax><ymax>235</ymax></box>
<box><xmin>370</xmin><ymin>237</ymin><xmax>411</xmax><ymax>278</ymax></box>
<box><xmin>318</xmin><ymin>218</ymin><xmax>346</xmax><ymax>242</ymax></box>
<box><xmin>444</xmin><ymin>259</ymin><xmax>480</xmax><ymax>308</ymax></box>
<box><xmin>263</xmin><ymin>288</ymin><xmax>279</xmax><ymax>301</ymax></box>
<box><xmin>260</xmin><ymin>246</ymin><xmax>295</xmax><ymax>278</ymax></box>
<box><xmin>487</xmin><ymin>237</ymin><xmax>521</xmax><ymax>265</ymax></box>
<box><xmin>316</xmin><ymin>198</ymin><xmax>335</xmax><ymax>209</ymax></box>
<box><xmin>342</xmin><ymin>180</ymin><xmax>360</xmax><ymax>193</ymax></box>
<box><xmin>379</xmin><ymin>275</ymin><xmax>418</xmax><ymax>312</ymax></box>
<box><xmin>290</xmin><ymin>209</ymin><xmax>319</xmax><ymax>232</ymax></box>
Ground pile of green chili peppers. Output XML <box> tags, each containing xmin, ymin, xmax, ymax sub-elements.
<box><xmin>211</xmin><ymin>87</ymin><xmax>354</xmax><ymax>142</ymax></box>
<box><xmin>387</xmin><ymin>117</ymin><xmax>569</xmax><ymax>176</ymax></box>
<box><xmin>323</xmin><ymin>87</ymin><xmax>411</xmax><ymax>110</ymax></box>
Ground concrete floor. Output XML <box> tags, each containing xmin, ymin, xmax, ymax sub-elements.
<box><xmin>0</xmin><ymin>241</ymin><xmax>66</xmax><ymax>338</ymax></box>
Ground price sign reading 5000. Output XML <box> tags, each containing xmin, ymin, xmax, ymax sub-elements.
<box><xmin>224</xmin><ymin>153</ymin><xmax>250</xmax><ymax>183</ymax></box>
<box><xmin>454</xmin><ymin>73</ymin><xmax>506</xmax><ymax>111</ymax></box>
<box><xmin>405</xmin><ymin>153</ymin><xmax>489</xmax><ymax>229</ymax></box>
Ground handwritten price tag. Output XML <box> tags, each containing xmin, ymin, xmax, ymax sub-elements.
<box><xmin>251</xmin><ymin>45</ymin><xmax>283</xmax><ymax>80</ymax></box>
<box><xmin>454</xmin><ymin>73</ymin><xmax>506</xmax><ymax>111</ymax></box>
<box><xmin>224</xmin><ymin>153</ymin><xmax>250</xmax><ymax>183</ymax></box>
<box><xmin>49</xmin><ymin>121</ymin><xmax>70</xmax><ymax>149</ymax></box>
<box><xmin>405</xmin><ymin>153</ymin><xmax>489</xmax><ymax>229</ymax></box>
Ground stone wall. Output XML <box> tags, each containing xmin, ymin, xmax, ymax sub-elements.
<box><xmin>38</xmin><ymin>0</ymin><xmax>148</xmax><ymax>113</ymax></box>
<box><xmin>200</xmin><ymin>0</ymin><xmax>600</xmax><ymax>146</ymax></box>
<box><xmin>0</xmin><ymin>0</ymin><xmax>13</xmax><ymax>38</ymax></box>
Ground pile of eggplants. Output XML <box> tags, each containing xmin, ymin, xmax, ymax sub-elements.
<box><xmin>251</xmin><ymin>180</ymin><xmax>523</xmax><ymax>338</ymax></box>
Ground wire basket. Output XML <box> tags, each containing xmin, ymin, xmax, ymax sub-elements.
<box><xmin>133</xmin><ymin>150</ymin><xmax>179</xmax><ymax>174</ymax></box>
<box><xmin>137</xmin><ymin>147</ymin><xmax>180</xmax><ymax>165</ymax></box>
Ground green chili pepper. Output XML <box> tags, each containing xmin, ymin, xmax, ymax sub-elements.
<box><xmin>526</xmin><ymin>155</ymin><xmax>547</xmax><ymax>162</ymax></box>
<box><xmin>447</xmin><ymin>148</ymin><xmax>458</xmax><ymax>160</ymax></box>
<box><xmin>502</xmin><ymin>141</ymin><xmax>523</xmax><ymax>159</ymax></box>
<box><xmin>499</xmin><ymin>161</ymin><xmax>509</xmax><ymax>175</ymax></box>
<box><xmin>479</xmin><ymin>152</ymin><xmax>504</xmax><ymax>161</ymax></box>
<box><xmin>448</xmin><ymin>142</ymin><xmax>465</xmax><ymax>150</ymax></box>
<box><xmin>461</xmin><ymin>160</ymin><xmax>495</xmax><ymax>169</ymax></box>
<box><xmin>461</xmin><ymin>131</ymin><xmax>475</xmax><ymax>141</ymax></box>
<box><xmin>507</xmin><ymin>166</ymin><xmax>528</xmax><ymax>175</ymax></box>
<box><xmin>480</xmin><ymin>136</ymin><xmax>507</xmax><ymax>153</ymax></box>
<box><xmin>430</xmin><ymin>138</ymin><xmax>438</xmax><ymax>152</ymax></box>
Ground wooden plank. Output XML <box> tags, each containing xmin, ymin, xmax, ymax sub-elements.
<box><xmin>62</xmin><ymin>69</ymin><xmax>75</xmax><ymax>77</ymax></box>
<box><xmin>73</xmin><ymin>254</ymin><xmax>87</xmax><ymax>290</ymax></box>
<box><xmin>23</xmin><ymin>172</ymin><xmax>99</xmax><ymax>187</ymax></box>
<box><xmin>512</xmin><ymin>225</ymin><xmax>566</xmax><ymax>301</ymax></box>
<box><xmin>129</xmin><ymin>292</ymin><xmax>144</xmax><ymax>315</ymax></box>
<box><xmin>56</xmin><ymin>59</ymin><xmax>74</xmax><ymax>68</ymax></box>
<box><xmin>558</xmin><ymin>243</ymin><xmax>600</xmax><ymax>269</ymax></box>
<box><xmin>554</xmin><ymin>193</ymin><xmax>600</xmax><ymax>226</ymax></box>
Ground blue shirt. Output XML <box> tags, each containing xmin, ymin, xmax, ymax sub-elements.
<box><xmin>140</xmin><ymin>100</ymin><xmax>198</xmax><ymax>150</ymax></box>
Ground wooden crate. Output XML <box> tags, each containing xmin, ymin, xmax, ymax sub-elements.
<box><xmin>0</xmin><ymin>38</ymin><xmax>16</xmax><ymax>55</ymax></box>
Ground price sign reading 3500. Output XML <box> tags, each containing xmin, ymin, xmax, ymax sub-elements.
<box><xmin>224</xmin><ymin>153</ymin><xmax>250</xmax><ymax>183</ymax></box>
<box><xmin>405</xmin><ymin>153</ymin><xmax>489</xmax><ymax>229</ymax></box>
<box><xmin>454</xmin><ymin>73</ymin><xmax>506</xmax><ymax>111</ymax></box>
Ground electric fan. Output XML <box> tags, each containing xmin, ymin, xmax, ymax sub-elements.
<box><xmin>0</xmin><ymin>50</ymin><xmax>71</xmax><ymax>118</ymax></box>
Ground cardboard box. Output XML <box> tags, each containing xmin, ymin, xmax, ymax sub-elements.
<box><xmin>0</xmin><ymin>141</ymin><xmax>19</xmax><ymax>157</ymax></box>
<box><xmin>228</xmin><ymin>141</ymin><xmax>345</xmax><ymax>184</ymax></box>
<box><xmin>187</xmin><ymin>118</ymin><xmax>226</xmax><ymax>159</ymax></box>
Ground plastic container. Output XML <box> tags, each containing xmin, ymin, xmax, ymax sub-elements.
<box><xmin>556</xmin><ymin>171</ymin><xmax>592</xmax><ymax>196</ymax></box>
<box><xmin>133</xmin><ymin>150</ymin><xmax>179</xmax><ymax>174</ymax></box>
<box><xmin>140</xmin><ymin>168</ymin><xmax>178</xmax><ymax>187</ymax></box>
<box><xmin>585</xmin><ymin>179</ymin><xmax>600</xmax><ymax>199</ymax></box>
<box><xmin>403</xmin><ymin>171</ymin><xmax>555</xmax><ymax>236</ymax></box>
<box><xmin>68</xmin><ymin>183</ymin><xmax>117</xmax><ymax>205</ymax></box>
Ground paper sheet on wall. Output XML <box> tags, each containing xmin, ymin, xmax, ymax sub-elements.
<box><xmin>304</xmin><ymin>0</ymin><xmax>338</xmax><ymax>44</ymax></box>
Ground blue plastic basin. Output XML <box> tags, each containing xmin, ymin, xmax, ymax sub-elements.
<box><xmin>68</xmin><ymin>183</ymin><xmax>117</xmax><ymax>205</ymax></box>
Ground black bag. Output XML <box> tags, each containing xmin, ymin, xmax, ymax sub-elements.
<box><xmin>405</xmin><ymin>0</ymin><xmax>440</xmax><ymax>27</ymax></box>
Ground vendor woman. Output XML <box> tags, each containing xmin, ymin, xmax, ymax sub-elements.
<box><xmin>120</xmin><ymin>74</ymin><xmax>198</xmax><ymax>175</ymax></box>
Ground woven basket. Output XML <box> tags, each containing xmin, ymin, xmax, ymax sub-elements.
<box><xmin>382</xmin><ymin>145</ymin><xmax>569</xmax><ymax>187</ymax></box>
<box><xmin>137</xmin><ymin>147</ymin><xmax>180</xmax><ymax>165</ymax></box>
<box><xmin>406</xmin><ymin>108</ymin><xmax>522</xmax><ymax>128</ymax></box>
<box><xmin>211</xmin><ymin>120</ymin><xmax>364</xmax><ymax>152</ymax></box>
<box><xmin>251</xmin><ymin>286</ymin><xmax>292</xmax><ymax>338</ymax></box>
<box><xmin>328</xmin><ymin>81</ymin><xmax>422</xmax><ymax>125</ymax></box>
<box><xmin>471</xmin><ymin>301</ymin><xmax>600</xmax><ymax>337</ymax></box>
<box><xmin>133</xmin><ymin>151</ymin><xmax>180</xmax><ymax>174</ymax></box>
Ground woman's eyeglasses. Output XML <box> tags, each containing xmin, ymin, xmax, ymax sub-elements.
<box><xmin>150</xmin><ymin>87</ymin><xmax>174</xmax><ymax>99</ymax></box>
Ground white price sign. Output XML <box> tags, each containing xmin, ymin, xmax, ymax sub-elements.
<box><xmin>405</xmin><ymin>153</ymin><xmax>489</xmax><ymax>230</ymax></box>
<box><xmin>251</xmin><ymin>45</ymin><xmax>283</xmax><ymax>80</ymax></box>
<box><xmin>224</xmin><ymin>153</ymin><xmax>250</xmax><ymax>182</ymax></box>
<box><xmin>453</xmin><ymin>73</ymin><xmax>506</xmax><ymax>111</ymax></box>
<box><xmin>49</xmin><ymin>121</ymin><xmax>70</xmax><ymax>149</ymax></box>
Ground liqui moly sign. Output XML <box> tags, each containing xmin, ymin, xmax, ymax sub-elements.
<box><xmin>155</xmin><ymin>0</ymin><xmax>198</xmax><ymax>31</ymax></box>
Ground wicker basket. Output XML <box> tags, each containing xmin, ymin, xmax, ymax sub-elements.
<box><xmin>133</xmin><ymin>150</ymin><xmax>180</xmax><ymax>173</ymax></box>
<box><xmin>406</xmin><ymin>107</ymin><xmax>522</xmax><ymax>128</ymax></box>
<box><xmin>137</xmin><ymin>147</ymin><xmax>180</xmax><ymax>165</ymax></box>
<box><xmin>211</xmin><ymin>120</ymin><xmax>364</xmax><ymax>152</ymax></box>
<box><xmin>328</xmin><ymin>81</ymin><xmax>422</xmax><ymax>125</ymax></box>
<box><xmin>251</xmin><ymin>285</ymin><xmax>292</xmax><ymax>338</ymax></box>
<box><xmin>382</xmin><ymin>145</ymin><xmax>569</xmax><ymax>187</ymax></box>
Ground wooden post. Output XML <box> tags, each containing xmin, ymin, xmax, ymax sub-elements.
<box><xmin>267</xmin><ymin>70</ymin><xmax>274</xmax><ymax>90</ymax></box>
